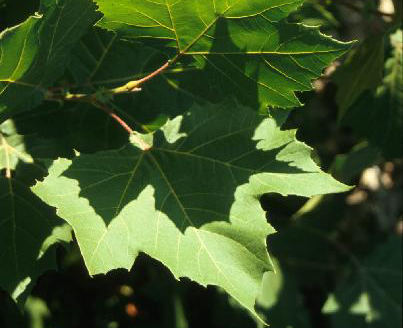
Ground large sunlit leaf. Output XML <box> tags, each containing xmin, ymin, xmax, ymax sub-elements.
<box><xmin>32</xmin><ymin>100</ymin><xmax>349</xmax><ymax>319</ymax></box>
<box><xmin>0</xmin><ymin>0</ymin><xmax>99</xmax><ymax>123</ymax></box>
<box><xmin>94</xmin><ymin>0</ymin><xmax>351</xmax><ymax>110</ymax></box>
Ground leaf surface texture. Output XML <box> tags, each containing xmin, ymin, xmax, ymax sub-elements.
<box><xmin>32</xmin><ymin>100</ymin><xmax>349</xmax><ymax>317</ymax></box>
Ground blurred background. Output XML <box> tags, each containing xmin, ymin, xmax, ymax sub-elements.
<box><xmin>0</xmin><ymin>0</ymin><xmax>401</xmax><ymax>327</ymax></box>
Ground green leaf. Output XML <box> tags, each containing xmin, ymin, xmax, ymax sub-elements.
<box><xmin>322</xmin><ymin>236</ymin><xmax>402</xmax><ymax>328</ymax></box>
<box><xmin>0</xmin><ymin>120</ymin><xmax>34</xmax><ymax>175</ymax></box>
<box><xmin>32</xmin><ymin>99</ymin><xmax>349</xmax><ymax>319</ymax></box>
<box><xmin>0</xmin><ymin>118</ymin><xmax>75</xmax><ymax>183</ymax></box>
<box><xmin>0</xmin><ymin>177</ymin><xmax>72</xmax><ymax>304</ymax></box>
<box><xmin>341</xmin><ymin>29</ymin><xmax>402</xmax><ymax>159</ymax></box>
<box><xmin>288</xmin><ymin>0</ymin><xmax>339</xmax><ymax>29</ymax></box>
<box><xmin>68</xmin><ymin>27</ymin><xmax>187</xmax><ymax>128</ymax></box>
<box><xmin>0</xmin><ymin>0</ymin><xmax>100</xmax><ymax>123</ymax></box>
<box><xmin>391</xmin><ymin>0</ymin><xmax>402</xmax><ymax>29</ymax></box>
<box><xmin>331</xmin><ymin>143</ymin><xmax>381</xmax><ymax>184</ymax></box>
<box><xmin>334</xmin><ymin>36</ymin><xmax>385</xmax><ymax>119</ymax></box>
<box><xmin>94</xmin><ymin>0</ymin><xmax>351</xmax><ymax>110</ymax></box>
<box><xmin>0</xmin><ymin>118</ymin><xmax>73</xmax><ymax>305</ymax></box>
<box><xmin>255</xmin><ymin>258</ymin><xmax>311</xmax><ymax>328</ymax></box>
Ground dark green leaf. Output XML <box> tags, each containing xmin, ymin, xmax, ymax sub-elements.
<box><xmin>322</xmin><ymin>236</ymin><xmax>402</xmax><ymax>328</ymax></box>
<box><xmin>94</xmin><ymin>0</ymin><xmax>351</xmax><ymax>110</ymax></box>
<box><xmin>341</xmin><ymin>30</ymin><xmax>402</xmax><ymax>159</ymax></box>
<box><xmin>0</xmin><ymin>0</ymin><xmax>99</xmax><ymax>122</ymax></box>
<box><xmin>334</xmin><ymin>36</ymin><xmax>384</xmax><ymax>119</ymax></box>
<box><xmin>0</xmin><ymin>177</ymin><xmax>72</xmax><ymax>304</ymax></box>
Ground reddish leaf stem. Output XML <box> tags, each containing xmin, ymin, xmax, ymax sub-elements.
<box><xmin>45</xmin><ymin>61</ymin><xmax>170</xmax><ymax>148</ymax></box>
<box><xmin>93</xmin><ymin>101</ymin><xmax>151</xmax><ymax>150</ymax></box>
<box><xmin>110</xmin><ymin>112</ymin><xmax>133</xmax><ymax>134</ymax></box>
<box><xmin>135</xmin><ymin>61</ymin><xmax>170</xmax><ymax>85</ymax></box>
<box><xmin>95</xmin><ymin>101</ymin><xmax>133</xmax><ymax>134</ymax></box>
<box><xmin>111</xmin><ymin>61</ymin><xmax>170</xmax><ymax>93</ymax></box>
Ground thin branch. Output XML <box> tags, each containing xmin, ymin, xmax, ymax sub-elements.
<box><xmin>90</xmin><ymin>66</ymin><xmax>197</xmax><ymax>86</ymax></box>
<box><xmin>110</xmin><ymin>61</ymin><xmax>170</xmax><ymax>93</ymax></box>
<box><xmin>45</xmin><ymin>61</ymin><xmax>171</xmax><ymax>103</ymax></box>
<box><xmin>42</xmin><ymin>61</ymin><xmax>172</xmax><ymax>150</ymax></box>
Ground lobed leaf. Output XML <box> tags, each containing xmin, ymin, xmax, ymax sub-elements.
<box><xmin>32</xmin><ymin>100</ymin><xmax>350</xmax><ymax>318</ymax></box>
<box><xmin>94</xmin><ymin>0</ymin><xmax>352</xmax><ymax>110</ymax></box>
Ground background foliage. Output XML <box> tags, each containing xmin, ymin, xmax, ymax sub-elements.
<box><xmin>0</xmin><ymin>0</ymin><xmax>402</xmax><ymax>327</ymax></box>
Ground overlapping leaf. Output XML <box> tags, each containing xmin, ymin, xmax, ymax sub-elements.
<box><xmin>322</xmin><ymin>236</ymin><xmax>402</xmax><ymax>328</ymax></box>
<box><xmin>0</xmin><ymin>0</ymin><xmax>99</xmax><ymax>122</ymax></box>
<box><xmin>342</xmin><ymin>30</ymin><xmax>402</xmax><ymax>159</ymax></box>
<box><xmin>0</xmin><ymin>120</ymin><xmax>34</xmax><ymax>174</ymax></box>
<box><xmin>67</xmin><ymin>27</ymin><xmax>188</xmax><ymax>131</ymax></box>
<box><xmin>256</xmin><ymin>258</ymin><xmax>311</xmax><ymax>328</ymax></box>
<box><xmin>0</xmin><ymin>177</ymin><xmax>72</xmax><ymax>304</ymax></box>
<box><xmin>334</xmin><ymin>36</ymin><xmax>384</xmax><ymax>119</ymax></box>
<box><xmin>0</xmin><ymin>118</ymin><xmax>74</xmax><ymax>178</ymax></box>
<box><xmin>94</xmin><ymin>0</ymin><xmax>351</xmax><ymax>110</ymax></box>
<box><xmin>32</xmin><ymin>100</ymin><xmax>349</xmax><ymax>318</ymax></box>
<box><xmin>0</xmin><ymin>118</ymin><xmax>73</xmax><ymax>304</ymax></box>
